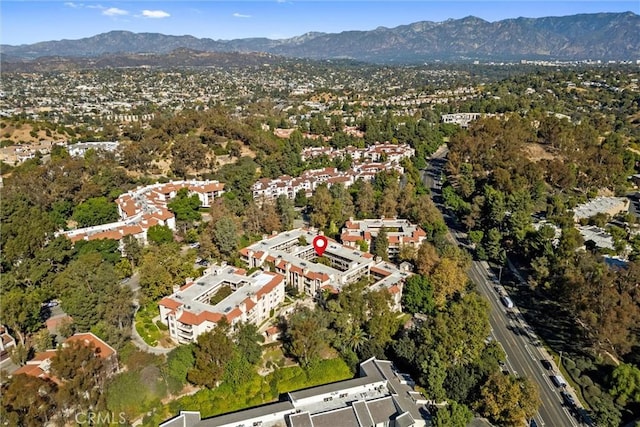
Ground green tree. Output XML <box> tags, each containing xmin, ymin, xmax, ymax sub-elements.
<box><xmin>294</xmin><ymin>189</ymin><xmax>308</xmax><ymax>208</ymax></box>
<box><xmin>0</xmin><ymin>374</ymin><xmax>58</xmax><ymax>427</ymax></box>
<box><xmin>283</xmin><ymin>307</ymin><xmax>328</xmax><ymax>367</ymax></box>
<box><xmin>213</xmin><ymin>216</ymin><xmax>238</xmax><ymax>257</ymax></box>
<box><xmin>32</xmin><ymin>329</ymin><xmax>53</xmax><ymax>352</ymax></box>
<box><xmin>276</xmin><ymin>195</ymin><xmax>296</xmax><ymax>230</ymax></box>
<box><xmin>122</xmin><ymin>235</ymin><xmax>143</xmax><ymax>267</ymax></box>
<box><xmin>147</xmin><ymin>224</ymin><xmax>174</xmax><ymax>245</ymax></box>
<box><xmin>402</xmin><ymin>274</ymin><xmax>435</xmax><ymax>315</ymax></box>
<box><xmin>609</xmin><ymin>363</ymin><xmax>640</xmax><ymax>406</ymax></box>
<box><xmin>168</xmin><ymin>188</ymin><xmax>202</xmax><ymax>223</ymax></box>
<box><xmin>310</xmin><ymin>184</ymin><xmax>333</xmax><ymax>230</ymax></box>
<box><xmin>433</xmin><ymin>401</ymin><xmax>474</xmax><ymax>427</ymax></box>
<box><xmin>430</xmin><ymin>258</ymin><xmax>469</xmax><ymax>308</ymax></box>
<box><xmin>188</xmin><ymin>320</ymin><xmax>235</xmax><ymax>388</ymax></box>
<box><xmin>51</xmin><ymin>340</ymin><xmax>108</xmax><ymax>416</ymax></box>
<box><xmin>74</xmin><ymin>238</ymin><xmax>121</xmax><ymax>264</ymax></box>
<box><xmin>372</xmin><ymin>228</ymin><xmax>389</xmax><ymax>261</ymax></box>
<box><xmin>72</xmin><ymin>196</ymin><xmax>118</xmax><ymax>227</ymax></box>
<box><xmin>354</xmin><ymin>179</ymin><xmax>375</xmax><ymax>219</ymax></box>
<box><xmin>0</xmin><ymin>288</ymin><xmax>42</xmax><ymax>345</ymax></box>
<box><xmin>53</xmin><ymin>253</ymin><xmax>134</xmax><ymax>346</ymax></box>
<box><xmin>234</xmin><ymin>322</ymin><xmax>264</xmax><ymax>365</ymax></box>
<box><xmin>474</xmin><ymin>373</ymin><xmax>541</xmax><ymax>426</ymax></box>
<box><xmin>138</xmin><ymin>243</ymin><xmax>196</xmax><ymax>302</ymax></box>
<box><xmin>166</xmin><ymin>345</ymin><xmax>195</xmax><ymax>392</ymax></box>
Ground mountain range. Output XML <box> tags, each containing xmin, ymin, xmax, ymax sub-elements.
<box><xmin>2</xmin><ymin>12</ymin><xmax>639</xmax><ymax>64</ymax></box>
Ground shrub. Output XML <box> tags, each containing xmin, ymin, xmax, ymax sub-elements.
<box><xmin>564</xmin><ymin>358</ymin><xmax>576</xmax><ymax>370</ymax></box>
<box><xmin>156</xmin><ymin>320</ymin><xmax>169</xmax><ymax>331</ymax></box>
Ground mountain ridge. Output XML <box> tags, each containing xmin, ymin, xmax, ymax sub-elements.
<box><xmin>2</xmin><ymin>12</ymin><xmax>639</xmax><ymax>63</ymax></box>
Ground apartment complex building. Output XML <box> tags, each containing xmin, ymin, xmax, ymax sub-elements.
<box><xmin>240</xmin><ymin>228</ymin><xmax>410</xmax><ymax>310</ymax></box>
<box><xmin>572</xmin><ymin>196</ymin><xmax>630</xmax><ymax>222</ymax></box>
<box><xmin>62</xmin><ymin>180</ymin><xmax>224</xmax><ymax>248</ymax></box>
<box><xmin>12</xmin><ymin>333</ymin><xmax>118</xmax><ymax>382</ymax></box>
<box><xmin>158</xmin><ymin>265</ymin><xmax>285</xmax><ymax>344</ymax></box>
<box><xmin>161</xmin><ymin>357</ymin><xmax>429</xmax><ymax>427</ymax></box>
<box><xmin>340</xmin><ymin>218</ymin><xmax>427</xmax><ymax>260</ymax></box>
<box><xmin>252</xmin><ymin>143</ymin><xmax>414</xmax><ymax>201</ymax></box>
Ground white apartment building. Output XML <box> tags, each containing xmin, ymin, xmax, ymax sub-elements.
<box><xmin>441</xmin><ymin>113</ymin><xmax>481</xmax><ymax>127</ymax></box>
<box><xmin>572</xmin><ymin>197</ymin><xmax>630</xmax><ymax>222</ymax></box>
<box><xmin>240</xmin><ymin>228</ymin><xmax>410</xmax><ymax>311</ymax></box>
<box><xmin>62</xmin><ymin>180</ymin><xmax>224</xmax><ymax>248</ymax></box>
<box><xmin>161</xmin><ymin>357</ymin><xmax>429</xmax><ymax>427</ymax></box>
<box><xmin>67</xmin><ymin>141</ymin><xmax>120</xmax><ymax>157</ymax></box>
<box><xmin>158</xmin><ymin>265</ymin><xmax>285</xmax><ymax>344</ymax></box>
<box><xmin>252</xmin><ymin>143</ymin><xmax>414</xmax><ymax>202</ymax></box>
<box><xmin>341</xmin><ymin>218</ymin><xmax>427</xmax><ymax>260</ymax></box>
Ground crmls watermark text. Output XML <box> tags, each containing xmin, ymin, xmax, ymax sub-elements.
<box><xmin>74</xmin><ymin>411</ymin><xmax>127</xmax><ymax>425</ymax></box>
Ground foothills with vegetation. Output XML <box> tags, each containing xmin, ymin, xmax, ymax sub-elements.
<box><xmin>1</xmin><ymin>58</ymin><xmax>639</xmax><ymax>427</ymax></box>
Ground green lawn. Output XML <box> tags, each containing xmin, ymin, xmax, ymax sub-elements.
<box><xmin>135</xmin><ymin>301</ymin><xmax>166</xmax><ymax>346</ymax></box>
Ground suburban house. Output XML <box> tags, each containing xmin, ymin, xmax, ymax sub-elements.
<box><xmin>158</xmin><ymin>265</ymin><xmax>285</xmax><ymax>344</ymax></box>
<box><xmin>160</xmin><ymin>357</ymin><xmax>430</xmax><ymax>427</ymax></box>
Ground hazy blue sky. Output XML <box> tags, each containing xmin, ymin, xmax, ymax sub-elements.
<box><xmin>2</xmin><ymin>1</ymin><xmax>638</xmax><ymax>45</ymax></box>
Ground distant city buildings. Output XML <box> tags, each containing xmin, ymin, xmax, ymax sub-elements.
<box><xmin>341</xmin><ymin>218</ymin><xmax>427</xmax><ymax>260</ymax></box>
<box><xmin>240</xmin><ymin>228</ymin><xmax>410</xmax><ymax>310</ymax></box>
<box><xmin>252</xmin><ymin>143</ymin><xmax>414</xmax><ymax>201</ymax></box>
<box><xmin>161</xmin><ymin>357</ymin><xmax>429</xmax><ymax>427</ymax></box>
<box><xmin>158</xmin><ymin>265</ymin><xmax>285</xmax><ymax>344</ymax></box>
<box><xmin>61</xmin><ymin>180</ymin><xmax>224</xmax><ymax>248</ymax></box>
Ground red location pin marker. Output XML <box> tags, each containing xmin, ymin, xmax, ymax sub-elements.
<box><xmin>313</xmin><ymin>235</ymin><xmax>328</xmax><ymax>256</ymax></box>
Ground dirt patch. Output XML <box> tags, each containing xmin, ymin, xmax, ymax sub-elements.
<box><xmin>523</xmin><ymin>142</ymin><xmax>556</xmax><ymax>162</ymax></box>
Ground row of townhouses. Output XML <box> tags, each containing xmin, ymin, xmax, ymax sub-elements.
<box><xmin>299</xmin><ymin>143</ymin><xmax>414</xmax><ymax>163</ymax></box>
<box><xmin>61</xmin><ymin>180</ymin><xmax>224</xmax><ymax>248</ymax></box>
<box><xmin>252</xmin><ymin>143</ymin><xmax>415</xmax><ymax>201</ymax></box>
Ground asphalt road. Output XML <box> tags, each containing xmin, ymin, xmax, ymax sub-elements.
<box><xmin>468</xmin><ymin>262</ymin><xmax>580</xmax><ymax>427</ymax></box>
<box><xmin>424</xmin><ymin>147</ymin><xmax>583</xmax><ymax>427</ymax></box>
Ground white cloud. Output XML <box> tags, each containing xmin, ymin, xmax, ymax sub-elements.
<box><xmin>142</xmin><ymin>10</ymin><xmax>171</xmax><ymax>19</ymax></box>
<box><xmin>103</xmin><ymin>7</ymin><xmax>128</xmax><ymax>16</ymax></box>
<box><xmin>233</xmin><ymin>12</ymin><xmax>251</xmax><ymax>18</ymax></box>
<box><xmin>64</xmin><ymin>2</ymin><xmax>81</xmax><ymax>8</ymax></box>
